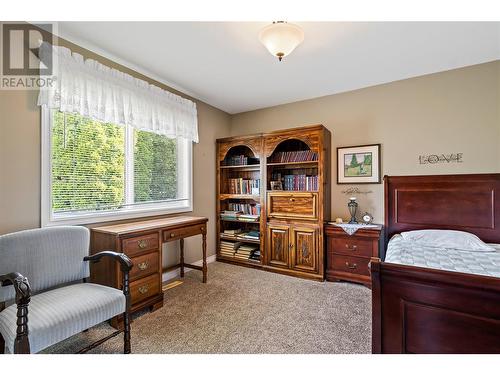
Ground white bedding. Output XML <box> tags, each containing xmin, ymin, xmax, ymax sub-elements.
<box><xmin>385</xmin><ymin>234</ymin><xmax>500</xmax><ymax>278</ymax></box>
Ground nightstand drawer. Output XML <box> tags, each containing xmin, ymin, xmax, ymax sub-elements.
<box><xmin>122</xmin><ymin>233</ymin><xmax>159</xmax><ymax>257</ymax></box>
<box><xmin>331</xmin><ymin>255</ymin><xmax>370</xmax><ymax>277</ymax></box>
<box><xmin>330</xmin><ymin>237</ymin><xmax>374</xmax><ymax>257</ymax></box>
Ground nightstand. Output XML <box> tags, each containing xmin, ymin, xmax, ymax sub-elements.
<box><xmin>325</xmin><ymin>224</ymin><xmax>383</xmax><ymax>287</ymax></box>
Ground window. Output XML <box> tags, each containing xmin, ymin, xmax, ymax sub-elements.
<box><xmin>42</xmin><ymin>109</ymin><xmax>192</xmax><ymax>226</ymax></box>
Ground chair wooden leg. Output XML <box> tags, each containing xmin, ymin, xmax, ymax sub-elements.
<box><xmin>0</xmin><ymin>332</ymin><xmax>5</xmax><ymax>354</ymax></box>
<box><xmin>13</xmin><ymin>300</ymin><xmax>30</xmax><ymax>354</ymax></box>
<box><xmin>123</xmin><ymin>311</ymin><xmax>131</xmax><ymax>354</ymax></box>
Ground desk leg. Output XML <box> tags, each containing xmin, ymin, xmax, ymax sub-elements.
<box><xmin>202</xmin><ymin>230</ymin><xmax>207</xmax><ymax>283</ymax></box>
<box><xmin>180</xmin><ymin>238</ymin><xmax>185</xmax><ymax>278</ymax></box>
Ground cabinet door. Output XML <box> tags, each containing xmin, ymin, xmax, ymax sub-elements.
<box><xmin>291</xmin><ymin>226</ymin><xmax>318</xmax><ymax>272</ymax></box>
<box><xmin>266</xmin><ymin>224</ymin><xmax>290</xmax><ymax>268</ymax></box>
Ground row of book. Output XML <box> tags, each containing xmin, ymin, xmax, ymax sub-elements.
<box><xmin>283</xmin><ymin>174</ymin><xmax>319</xmax><ymax>191</ymax></box>
<box><xmin>219</xmin><ymin>240</ymin><xmax>260</xmax><ymax>261</ymax></box>
<box><xmin>227</xmin><ymin>203</ymin><xmax>261</xmax><ymax>215</ymax></box>
<box><xmin>221</xmin><ymin>228</ymin><xmax>260</xmax><ymax>241</ymax></box>
<box><xmin>220</xmin><ymin>211</ymin><xmax>260</xmax><ymax>222</ymax></box>
<box><xmin>228</xmin><ymin>178</ymin><xmax>260</xmax><ymax>195</ymax></box>
<box><xmin>223</xmin><ymin>155</ymin><xmax>259</xmax><ymax>166</ymax></box>
<box><xmin>269</xmin><ymin>150</ymin><xmax>318</xmax><ymax>163</ymax></box>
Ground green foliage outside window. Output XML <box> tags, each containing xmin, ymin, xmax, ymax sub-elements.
<box><xmin>51</xmin><ymin>111</ymin><xmax>177</xmax><ymax>214</ymax></box>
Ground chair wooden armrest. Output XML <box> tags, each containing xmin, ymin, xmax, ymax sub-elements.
<box><xmin>0</xmin><ymin>272</ymin><xmax>31</xmax><ymax>354</ymax></box>
<box><xmin>84</xmin><ymin>251</ymin><xmax>133</xmax><ymax>273</ymax></box>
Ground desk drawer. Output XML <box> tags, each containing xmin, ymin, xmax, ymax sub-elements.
<box><xmin>331</xmin><ymin>254</ymin><xmax>370</xmax><ymax>277</ymax></box>
<box><xmin>329</xmin><ymin>237</ymin><xmax>373</xmax><ymax>257</ymax></box>
<box><xmin>122</xmin><ymin>233</ymin><xmax>159</xmax><ymax>257</ymax></box>
<box><xmin>129</xmin><ymin>252</ymin><xmax>159</xmax><ymax>281</ymax></box>
<box><xmin>163</xmin><ymin>224</ymin><xmax>205</xmax><ymax>242</ymax></box>
<box><xmin>130</xmin><ymin>273</ymin><xmax>160</xmax><ymax>305</ymax></box>
<box><xmin>267</xmin><ymin>192</ymin><xmax>317</xmax><ymax>220</ymax></box>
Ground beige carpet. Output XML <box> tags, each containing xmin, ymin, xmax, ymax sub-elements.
<box><xmin>44</xmin><ymin>262</ymin><xmax>371</xmax><ymax>354</ymax></box>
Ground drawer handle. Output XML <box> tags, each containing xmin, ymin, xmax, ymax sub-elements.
<box><xmin>170</xmin><ymin>232</ymin><xmax>176</xmax><ymax>238</ymax></box>
<box><xmin>345</xmin><ymin>244</ymin><xmax>358</xmax><ymax>251</ymax></box>
<box><xmin>138</xmin><ymin>240</ymin><xmax>147</xmax><ymax>249</ymax></box>
<box><xmin>289</xmin><ymin>198</ymin><xmax>295</xmax><ymax>202</ymax></box>
<box><xmin>345</xmin><ymin>262</ymin><xmax>357</xmax><ymax>270</ymax></box>
<box><xmin>137</xmin><ymin>261</ymin><xmax>149</xmax><ymax>271</ymax></box>
<box><xmin>138</xmin><ymin>285</ymin><xmax>149</xmax><ymax>294</ymax></box>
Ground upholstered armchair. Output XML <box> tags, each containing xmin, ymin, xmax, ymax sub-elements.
<box><xmin>0</xmin><ymin>226</ymin><xmax>133</xmax><ymax>354</ymax></box>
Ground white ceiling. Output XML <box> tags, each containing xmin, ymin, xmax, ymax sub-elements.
<box><xmin>57</xmin><ymin>22</ymin><xmax>500</xmax><ymax>114</ymax></box>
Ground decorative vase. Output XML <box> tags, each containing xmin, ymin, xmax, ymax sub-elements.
<box><xmin>348</xmin><ymin>197</ymin><xmax>358</xmax><ymax>224</ymax></box>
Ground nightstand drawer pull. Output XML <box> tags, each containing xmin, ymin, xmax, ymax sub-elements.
<box><xmin>170</xmin><ymin>232</ymin><xmax>176</xmax><ymax>238</ymax></box>
<box><xmin>345</xmin><ymin>262</ymin><xmax>357</xmax><ymax>270</ymax></box>
<box><xmin>137</xmin><ymin>261</ymin><xmax>149</xmax><ymax>271</ymax></box>
<box><xmin>138</xmin><ymin>285</ymin><xmax>149</xmax><ymax>294</ymax></box>
<box><xmin>345</xmin><ymin>244</ymin><xmax>358</xmax><ymax>251</ymax></box>
<box><xmin>138</xmin><ymin>240</ymin><xmax>147</xmax><ymax>249</ymax></box>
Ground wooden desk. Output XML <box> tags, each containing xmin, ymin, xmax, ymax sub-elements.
<box><xmin>90</xmin><ymin>216</ymin><xmax>208</xmax><ymax>326</ymax></box>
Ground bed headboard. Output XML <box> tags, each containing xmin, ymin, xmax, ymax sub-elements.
<box><xmin>385</xmin><ymin>174</ymin><xmax>500</xmax><ymax>244</ymax></box>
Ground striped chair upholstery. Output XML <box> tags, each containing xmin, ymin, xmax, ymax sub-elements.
<box><xmin>0</xmin><ymin>226</ymin><xmax>90</xmax><ymax>303</ymax></box>
<box><xmin>0</xmin><ymin>283</ymin><xmax>125</xmax><ymax>353</ymax></box>
<box><xmin>0</xmin><ymin>226</ymin><xmax>130</xmax><ymax>354</ymax></box>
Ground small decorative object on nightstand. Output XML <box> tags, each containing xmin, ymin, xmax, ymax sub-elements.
<box><xmin>347</xmin><ymin>197</ymin><xmax>358</xmax><ymax>224</ymax></box>
<box><xmin>325</xmin><ymin>223</ymin><xmax>383</xmax><ymax>287</ymax></box>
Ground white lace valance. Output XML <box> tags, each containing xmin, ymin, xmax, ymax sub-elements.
<box><xmin>37</xmin><ymin>43</ymin><xmax>199</xmax><ymax>143</ymax></box>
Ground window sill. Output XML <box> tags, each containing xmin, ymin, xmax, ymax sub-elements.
<box><xmin>42</xmin><ymin>204</ymin><xmax>193</xmax><ymax>227</ymax></box>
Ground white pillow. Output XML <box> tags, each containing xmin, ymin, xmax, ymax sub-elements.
<box><xmin>399</xmin><ymin>229</ymin><xmax>495</xmax><ymax>252</ymax></box>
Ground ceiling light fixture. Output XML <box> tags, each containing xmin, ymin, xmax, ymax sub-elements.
<box><xmin>259</xmin><ymin>21</ymin><xmax>304</xmax><ymax>62</ymax></box>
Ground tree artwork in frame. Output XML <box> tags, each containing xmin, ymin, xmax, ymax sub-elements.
<box><xmin>337</xmin><ymin>144</ymin><xmax>381</xmax><ymax>184</ymax></box>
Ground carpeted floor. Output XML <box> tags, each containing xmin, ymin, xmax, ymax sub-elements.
<box><xmin>44</xmin><ymin>262</ymin><xmax>371</xmax><ymax>354</ymax></box>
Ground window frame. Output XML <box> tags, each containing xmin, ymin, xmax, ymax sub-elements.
<box><xmin>41</xmin><ymin>107</ymin><xmax>193</xmax><ymax>227</ymax></box>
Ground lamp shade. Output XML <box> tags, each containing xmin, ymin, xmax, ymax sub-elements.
<box><xmin>259</xmin><ymin>22</ymin><xmax>304</xmax><ymax>61</ymax></box>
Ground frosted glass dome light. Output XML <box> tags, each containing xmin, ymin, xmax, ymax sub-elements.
<box><xmin>259</xmin><ymin>22</ymin><xmax>304</xmax><ymax>61</ymax></box>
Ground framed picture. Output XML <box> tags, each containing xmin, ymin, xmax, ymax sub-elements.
<box><xmin>337</xmin><ymin>144</ymin><xmax>381</xmax><ymax>184</ymax></box>
<box><xmin>270</xmin><ymin>181</ymin><xmax>283</xmax><ymax>190</ymax></box>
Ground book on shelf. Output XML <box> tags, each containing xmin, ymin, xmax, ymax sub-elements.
<box><xmin>223</xmin><ymin>228</ymin><xmax>242</xmax><ymax>235</ymax></box>
<box><xmin>282</xmin><ymin>174</ymin><xmax>319</xmax><ymax>191</ymax></box>
<box><xmin>270</xmin><ymin>150</ymin><xmax>318</xmax><ymax>163</ymax></box>
<box><xmin>238</xmin><ymin>214</ymin><xmax>260</xmax><ymax>222</ymax></box>
<box><xmin>223</xmin><ymin>155</ymin><xmax>259</xmax><ymax>166</ymax></box>
<box><xmin>220</xmin><ymin>210</ymin><xmax>242</xmax><ymax>219</ymax></box>
<box><xmin>236</xmin><ymin>230</ymin><xmax>260</xmax><ymax>240</ymax></box>
<box><xmin>220</xmin><ymin>240</ymin><xmax>240</xmax><ymax>257</ymax></box>
<box><xmin>249</xmin><ymin>249</ymin><xmax>261</xmax><ymax>261</ymax></box>
<box><xmin>228</xmin><ymin>178</ymin><xmax>260</xmax><ymax>195</ymax></box>
<box><xmin>227</xmin><ymin>203</ymin><xmax>261</xmax><ymax>215</ymax></box>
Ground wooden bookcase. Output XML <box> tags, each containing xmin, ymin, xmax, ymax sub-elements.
<box><xmin>216</xmin><ymin>125</ymin><xmax>331</xmax><ymax>280</ymax></box>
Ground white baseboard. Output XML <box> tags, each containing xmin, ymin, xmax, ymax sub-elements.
<box><xmin>162</xmin><ymin>254</ymin><xmax>217</xmax><ymax>282</ymax></box>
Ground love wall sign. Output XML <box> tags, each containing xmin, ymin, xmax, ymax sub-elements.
<box><xmin>419</xmin><ymin>153</ymin><xmax>463</xmax><ymax>164</ymax></box>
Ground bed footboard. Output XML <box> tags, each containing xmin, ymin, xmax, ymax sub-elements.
<box><xmin>370</xmin><ymin>258</ymin><xmax>500</xmax><ymax>354</ymax></box>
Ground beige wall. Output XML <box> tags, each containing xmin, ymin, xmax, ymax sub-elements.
<box><xmin>230</xmin><ymin>61</ymin><xmax>500</xmax><ymax>223</ymax></box>
<box><xmin>0</xmin><ymin>37</ymin><xmax>232</xmax><ymax>268</ymax></box>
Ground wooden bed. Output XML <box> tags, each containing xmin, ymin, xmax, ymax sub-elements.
<box><xmin>371</xmin><ymin>174</ymin><xmax>500</xmax><ymax>354</ymax></box>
